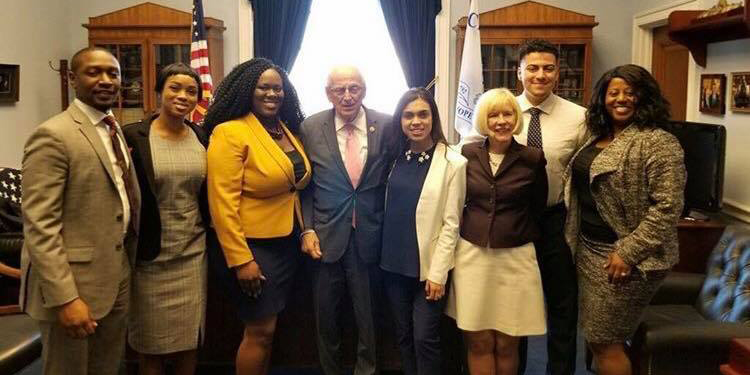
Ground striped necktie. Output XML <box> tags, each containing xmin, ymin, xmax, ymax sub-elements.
<box><xmin>102</xmin><ymin>115</ymin><xmax>138</xmax><ymax>232</ymax></box>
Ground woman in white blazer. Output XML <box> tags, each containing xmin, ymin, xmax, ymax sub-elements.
<box><xmin>380</xmin><ymin>88</ymin><xmax>467</xmax><ymax>375</ymax></box>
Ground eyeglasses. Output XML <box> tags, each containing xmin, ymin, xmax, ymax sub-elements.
<box><xmin>328</xmin><ymin>84</ymin><xmax>363</xmax><ymax>97</ymax></box>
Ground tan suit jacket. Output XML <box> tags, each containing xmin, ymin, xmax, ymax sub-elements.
<box><xmin>20</xmin><ymin>104</ymin><xmax>140</xmax><ymax>321</ymax></box>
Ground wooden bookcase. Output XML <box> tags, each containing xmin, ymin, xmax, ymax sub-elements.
<box><xmin>84</xmin><ymin>2</ymin><xmax>224</xmax><ymax>124</ymax></box>
<box><xmin>455</xmin><ymin>1</ymin><xmax>598</xmax><ymax>106</ymax></box>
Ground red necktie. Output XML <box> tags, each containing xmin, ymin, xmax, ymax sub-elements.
<box><xmin>102</xmin><ymin>115</ymin><xmax>138</xmax><ymax>232</ymax></box>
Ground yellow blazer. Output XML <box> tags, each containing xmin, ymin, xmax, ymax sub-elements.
<box><xmin>207</xmin><ymin>113</ymin><xmax>311</xmax><ymax>267</ymax></box>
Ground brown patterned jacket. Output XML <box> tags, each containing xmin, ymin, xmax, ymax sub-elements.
<box><xmin>563</xmin><ymin>124</ymin><xmax>686</xmax><ymax>272</ymax></box>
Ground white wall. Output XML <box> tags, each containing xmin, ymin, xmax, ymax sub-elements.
<box><xmin>0</xmin><ymin>0</ymin><xmax>71</xmax><ymax>168</ymax></box>
<box><xmin>632</xmin><ymin>0</ymin><xmax>750</xmax><ymax>219</ymax></box>
<box><xmin>691</xmin><ymin>38</ymin><xmax>750</xmax><ymax>220</ymax></box>
<box><xmin>0</xmin><ymin>0</ymin><xmax>240</xmax><ymax>168</ymax></box>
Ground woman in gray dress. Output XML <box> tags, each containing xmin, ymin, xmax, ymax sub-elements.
<box><xmin>123</xmin><ymin>63</ymin><xmax>211</xmax><ymax>375</ymax></box>
<box><xmin>563</xmin><ymin>64</ymin><xmax>686</xmax><ymax>375</ymax></box>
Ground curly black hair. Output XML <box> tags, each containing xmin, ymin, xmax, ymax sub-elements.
<box><xmin>586</xmin><ymin>64</ymin><xmax>671</xmax><ymax>137</ymax></box>
<box><xmin>203</xmin><ymin>57</ymin><xmax>304</xmax><ymax>134</ymax></box>
<box><xmin>517</xmin><ymin>39</ymin><xmax>559</xmax><ymax>63</ymax></box>
<box><xmin>387</xmin><ymin>88</ymin><xmax>447</xmax><ymax>160</ymax></box>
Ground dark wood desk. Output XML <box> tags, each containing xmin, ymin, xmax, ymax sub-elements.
<box><xmin>721</xmin><ymin>338</ymin><xmax>750</xmax><ymax>375</ymax></box>
<box><xmin>674</xmin><ymin>216</ymin><xmax>727</xmax><ymax>273</ymax></box>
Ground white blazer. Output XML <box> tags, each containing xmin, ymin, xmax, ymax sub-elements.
<box><xmin>414</xmin><ymin>142</ymin><xmax>467</xmax><ymax>285</ymax></box>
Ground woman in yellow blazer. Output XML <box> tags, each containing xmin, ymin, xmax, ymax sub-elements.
<box><xmin>203</xmin><ymin>58</ymin><xmax>311</xmax><ymax>375</ymax></box>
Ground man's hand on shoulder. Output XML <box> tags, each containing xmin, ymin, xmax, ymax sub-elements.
<box><xmin>57</xmin><ymin>298</ymin><xmax>97</xmax><ymax>339</ymax></box>
<box><xmin>301</xmin><ymin>231</ymin><xmax>322</xmax><ymax>260</ymax></box>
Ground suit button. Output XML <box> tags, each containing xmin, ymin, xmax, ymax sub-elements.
<box><xmin>116</xmin><ymin>244</ymin><xmax>123</xmax><ymax>251</ymax></box>
<box><xmin>116</xmin><ymin>214</ymin><xmax>123</xmax><ymax>222</ymax></box>
<box><xmin>290</xmin><ymin>186</ymin><xmax>296</xmax><ymax>192</ymax></box>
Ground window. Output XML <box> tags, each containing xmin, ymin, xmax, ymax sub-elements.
<box><xmin>290</xmin><ymin>0</ymin><xmax>408</xmax><ymax>116</ymax></box>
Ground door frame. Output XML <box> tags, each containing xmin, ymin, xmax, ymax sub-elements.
<box><xmin>632</xmin><ymin>0</ymin><xmax>700</xmax><ymax>121</ymax></box>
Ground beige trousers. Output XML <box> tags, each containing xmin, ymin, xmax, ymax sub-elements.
<box><xmin>38</xmin><ymin>256</ymin><xmax>130</xmax><ymax>375</ymax></box>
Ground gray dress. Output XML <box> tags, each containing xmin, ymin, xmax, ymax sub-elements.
<box><xmin>128</xmin><ymin>130</ymin><xmax>207</xmax><ymax>354</ymax></box>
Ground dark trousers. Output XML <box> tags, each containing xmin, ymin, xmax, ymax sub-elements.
<box><xmin>383</xmin><ymin>271</ymin><xmax>446</xmax><ymax>375</ymax></box>
<box><xmin>519</xmin><ymin>204</ymin><xmax>578</xmax><ymax>375</ymax></box>
<box><xmin>314</xmin><ymin>233</ymin><xmax>380</xmax><ymax>375</ymax></box>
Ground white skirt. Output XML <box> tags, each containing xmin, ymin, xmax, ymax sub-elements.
<box><xmin>445</xmin><ymin>238</ymin><xmax>546</xmax><ymax>336</ymax></box>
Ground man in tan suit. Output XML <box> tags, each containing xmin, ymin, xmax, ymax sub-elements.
<box><xmin>20</xmin><ymin>46</ymin><xmax>140</xmax><ymax>375</ymax></box>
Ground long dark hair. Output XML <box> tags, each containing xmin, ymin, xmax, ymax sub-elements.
<box><xmin>586</xmin><ymin>64</ymin><xmax>671</xmax><ymax>137</ymax></box>
<box><xmin>388</xmin><ymin>88</ymin><xmax>447</xmax><ymax>160</ymax></box>
<box><xmin>203</xmin><ymin>57</ymin><xmax>304</xmax><ymax>134</ymax></box>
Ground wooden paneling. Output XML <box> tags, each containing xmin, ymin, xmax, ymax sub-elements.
<box><xmin>455</xmin><ymin>1</ymin><xmax>597</xmax><ymax>105</ymax></box>
<box><xmin>652</xmin><ymin>25</ymin><xmax>689</xmax><ymax>121</ymax></box>
<box><xmin>84</xmin><ymin>2</ymin><xmax>224</xmax><ymax>118</ymax></box>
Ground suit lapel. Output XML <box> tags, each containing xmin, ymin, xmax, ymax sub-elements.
<box><xmin>361</xmin><ymin>108</ymin><xmax>381</xmax><ymax>184</ymax></box>
<box><xmin>494</xmin><ymin>140</ymin><xmax>521</xmax><ymax>179</ymax></box>
<box><xmin>70</xmin><ymin>105</ymin><xmax>118</xmax><ymax>186</ymax></box>
<box><xmin>476</xmin><ymin>140</ymin><xmax>494</xmax><ymax>178</ymax></box>
<box><xmin>131</xmin><ymin>118</ymin><xmax>157</xmax><ymax>194</ymax></box>
<box><xmin>321</xmin><ymin>110</ymin><xmax>350</xmax><ymax>183</ymax></box>
<box><xmin>282</xmin><ymin>123</ymin><xmax>312</xmax><ymax>187</ymax></box>
<box><xmin>590</xmin><ymin>125</ymin><xmax>637</xmax><ymax>181</ymax></box>
<box><xmin>421</xmin><ymin>143</ymin><xmax>446</xmax><ymax>198</ymax></box>
<box><xmin>244</xmin><ymin>114</ymin><xmax>296</xmax><ymax>184</ymax></box>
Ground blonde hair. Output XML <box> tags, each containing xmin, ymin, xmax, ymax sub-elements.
<box><xmin>472</xmin><ymin>88</ymin><xmax>524</xmax><ymax>137</ymax></box>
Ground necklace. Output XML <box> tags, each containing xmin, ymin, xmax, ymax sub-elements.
<box><xmin>264</xmin><ymin>123</ymin><xmax>283</xmax><ymax>140</ymax></box>
<box><xmin>405</xmin><ymin>149</ymin><xmax>431</xmax><ymax>164</ymax></box>
<box><xmin>488</xmin><ymin>152</ymin><xmax>504</xmax><ymax>169</ymax></box>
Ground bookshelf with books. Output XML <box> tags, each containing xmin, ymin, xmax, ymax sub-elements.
<box><xmin>456</xmin><ymin>1</ymin><xmax>597</xmax><ymax>106</ymax></box>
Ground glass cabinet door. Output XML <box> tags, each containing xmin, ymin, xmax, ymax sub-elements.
<box><xmin>480</xmin><ymin>43</ymin><xmax>587</xmax><ymax>105</ymax></box>
<box><xmin>481</xmin><ymin>45</ymin><xmax>520</xmax><ymax>95</ymax></box>
<box><xmin>97</xmin><ymin>44</ymin><xmax>145</xmax><ymax>125</ymax></box>
<box><xmin>152</xmin><ymin>44</ymin><xmax>191</xmax><ymax>110</ymax></box>
<box><xmin>154</xmin><ymin>44</ymin><xmax>191</xmax><ymax>74</ymax></box>
<box><xmin>557</xmin><ymin>44</ymin><xmax>586</xmax><ymax>105</ymax></box>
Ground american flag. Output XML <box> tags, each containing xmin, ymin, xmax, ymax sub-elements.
<box><xmin>190</xmin><ymin>0</ymin><xmax>214</xmax><ymax>124</ymax></box>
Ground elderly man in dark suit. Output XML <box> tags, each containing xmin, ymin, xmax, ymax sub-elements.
<box><xmin>20</xmin><ymin>46</ymin><xmax>140</xmax><ymax>375</ymax></box>
<box><xmin>300</xmin><ymin>66</ymin><xmax>392</xmax><ymax>375</ymax></box>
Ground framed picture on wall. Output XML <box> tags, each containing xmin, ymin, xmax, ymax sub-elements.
<box><xmin>730</xmin><ymin>72</ymin><xmax>750</xmax><ymax>113</ymax></box>
<box><xmin>0</xmin><ymin>64</ymin><xmax>19</xmax><ymax>103</ymax></box>
<box><xmin>699</xmin><ymin>74</ymin><xmax>726</xmax><ymax>115</ymax></box>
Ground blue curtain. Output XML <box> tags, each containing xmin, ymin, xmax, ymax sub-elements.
<box><xmin>379</xmin><ymin>0</ymin><xmax>442</xmax><ymax>89</ymax></box>
<box><xmin>249</xmin><ymin>0</ymin><xmax>312</xmax><ymax>71</ymax></box>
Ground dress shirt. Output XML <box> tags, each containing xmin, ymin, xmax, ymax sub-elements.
<box><xmin>514</xmin><ymin>93</ymin><xmax>587</xmax><ymax>207</ymax></box>
<box><xmin>334</xmin><ymin>107</ymin><xmax>367</xmax><ymax>166</ymax></box>
<box><xmin>73</xmin><ymin>99</ymin><xmax>131</xmax><ymax>233</ymax></box>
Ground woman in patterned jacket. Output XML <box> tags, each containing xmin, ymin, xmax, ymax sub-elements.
<box><xmin>564</xmin><ymin>64</ymin><xmax>686</xmax><ymax>375</ymax></box>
